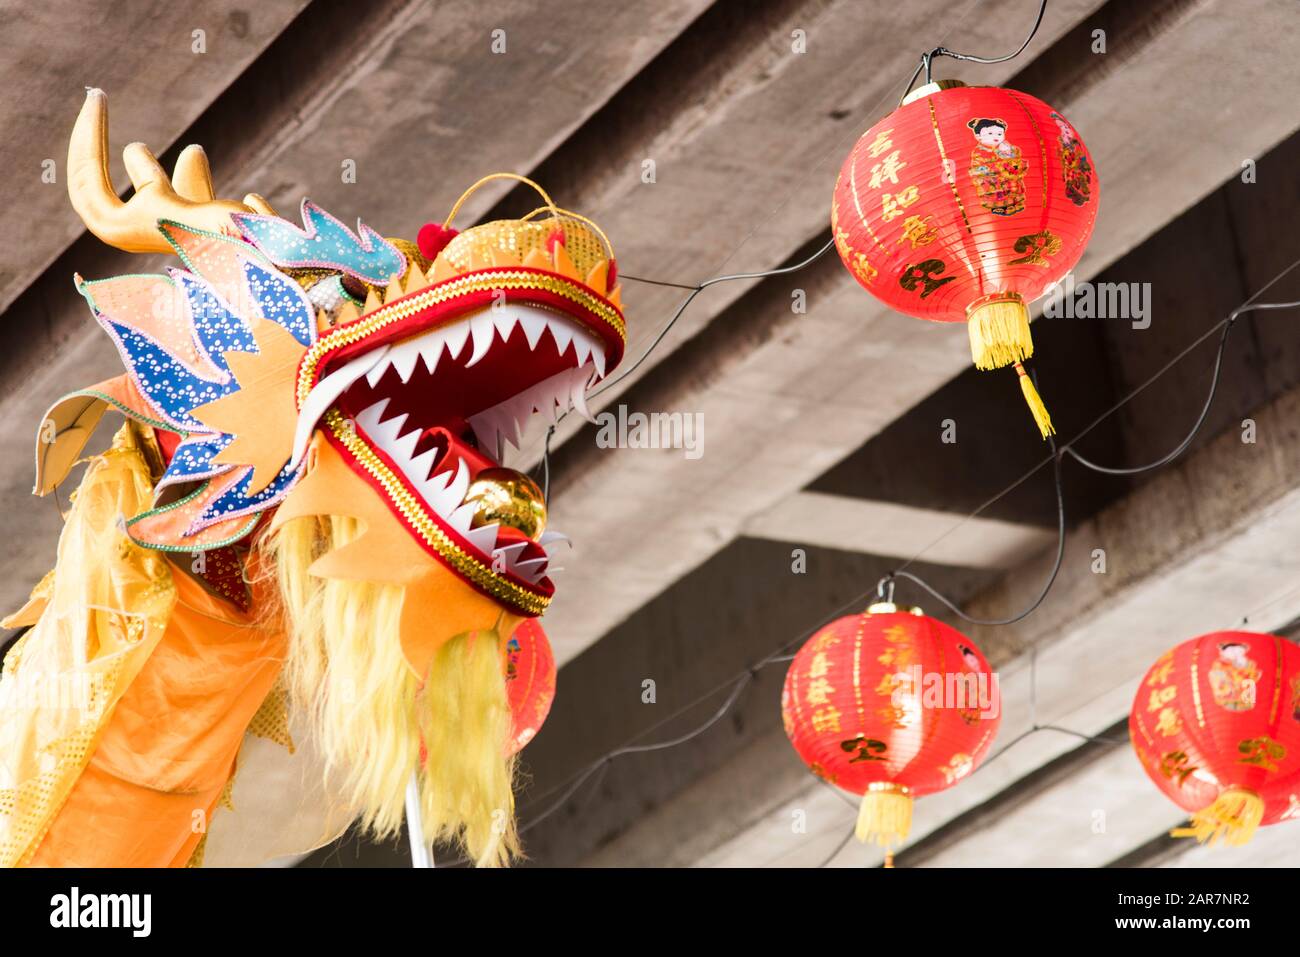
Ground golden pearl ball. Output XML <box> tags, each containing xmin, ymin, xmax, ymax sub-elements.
<box><xmin>463</xmin><ymin>468</ymin><xmax>547</xmax><ymax>541</ymax></box>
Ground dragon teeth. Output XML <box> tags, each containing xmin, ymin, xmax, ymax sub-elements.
<box><xmin>519</xmin><ymin>312</ymin><xmax>547</xmax><ymax>350</ymax></box>
<box><xmin>571</xmin><ymin>369</ymin><xmax>596</xmax><ymax>423</ymax></box>
<box><xmin>549</xmin><ymin>320</ymin><xmax>574</xmax><ymax>357</ymax></box>
<box><xmin>447</xmin><ymin>501</ymin><xmax>477</xmax><ymax>534</ymax></box>
<box><xmin>512</xmin><ymin>556</ymin><xmax>549</xmax><ymax>584</ymax></box>
<box><xmin>442</xmin><ymin>321</ymin><xmax>471</xmax><ymax>360</ymax></box>
<box><xmin>465</xmin><ymin>311</ymin><xmax>498</xmax><ymax>368</ymax></box>
<box><xmin>390</xmin><ymin>340</ymin><xmax>422</xmax><ymax>383</ymax></box>
<box><xmin>351</xmin><ymin>305</ymin><xmax>606</xmax><ymax>408</ymax></box>
<box><xmin>462</xmin><ymin>522</ymin><xmax>499</xmax><ymax>556</ymax></box>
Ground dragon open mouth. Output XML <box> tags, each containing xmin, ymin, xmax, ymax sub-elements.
<box><xmin>301</xmin><ymin>300</ymin><xmax>609</xmax><ymax>593</ymax></box>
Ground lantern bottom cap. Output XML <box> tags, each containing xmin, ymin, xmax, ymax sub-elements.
<box><xmin>967</xmin><ymin>294</ymin><xmax>1032</xmax><ymax>371</ymax></box>
<box><xmin>1170</xmin><ymin>788</ymin><xmax>1264</xmax><ymax>847</ymax></box>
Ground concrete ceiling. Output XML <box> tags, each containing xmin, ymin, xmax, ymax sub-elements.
<box><xmin>6</xmin><ymin>0</ymin><xmax>1300</xmax><ymax>870</ymax></box>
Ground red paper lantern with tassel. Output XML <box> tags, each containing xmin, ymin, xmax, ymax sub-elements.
<box><xmin>782</xmin><ymin>602</ymin><xmax>1001</xmax><ymax>851</ymax></box>
<box><xmin>831</xmin><ymin>79</ymin><xmax>1099</xmax><ymax>438</ymax></box>
<box><xmin>504</xmin><ymin>618</ymin><xmax>557</xmax><ymax>756</ymax></box>
<box><xmin>1130</xmin><ymin>631</ymin><xmax>1300</xmax><ymax>846</ymax></box>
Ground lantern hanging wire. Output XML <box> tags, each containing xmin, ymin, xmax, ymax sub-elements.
<box><xmin>901</xmin><ymin>0</ymin><xmax>1050</xmax><ymax>102</ymax></box>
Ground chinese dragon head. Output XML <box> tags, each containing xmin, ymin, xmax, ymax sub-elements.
<box><xmin>18</xmin><ymin>90</ymin><xmax>625</xmax><ymax>866</ymax></box>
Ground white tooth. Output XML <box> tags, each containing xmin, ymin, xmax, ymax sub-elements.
<box><xmin>462</xmin><ymin>522</ymin><xmax>499</xmax><ymax>556</ymax></box>
<box><xmin>465</xmin><ymin>312</ymin><xmax>497</xmax><ymax>367</ymax></box>
<box><xmin>539</xmin><ymin>394</ymin><xmax>561</xmax><ymax>426</ymax></box>
<box><xmin>500</xmin><ymin>401</ymin><xmax>525</xmax><ymax>450</ymax></box>
<box><xmin>571</xmin><ymin>369</ymin><xmax>596</xmax><ymax>423</ymax></box>
<box><xmin>377</xmin><ymin>412</ymin><xmax>409</xmax><ymax>445</ymax></box>
<box><xmin>419</xmin><ymin>333</ymin><xmax>445</xmax><ymax>374</ymax></box>
<box><xmin>467</xmin><ymin>415</ymin><xmax>495</xmax><ymax>455</ymax></box>
<box><xmin>495</xmin><ymin>541</ymin><xmax>528</xmax><ymax>570</ymax></box>
<box><xmin>572</xmin><ymin>332</ymin><xmax>593</xmax><ymax>368</ymax></box>
<box><xmin>539</xmin><ymin>529</ymin><xmax>570</xmax><ymax>548</ymax></box>
<box><xmin>408</xmin><ymin>447</ymin><xmax>437</xmax><ymax>483</ymax></box>
<box><xmin>553</xmin><ymin>374</ymin><xmax>574</xmax><ymax>413</ymax></box>
<box><xmin>519</xmin><ymin>313</ymin><xmax>547</xmax><ymax>350</ymax></box>
<box><xmin>512</xmin><ymin>556</ymin><xmax>549</xmax><ymax>583</ymax></box>
<box><xmin>390</xmin><ymin>341</ymin><xmax>421</xmax><ymax>383</ymax></box>
<box><xmin>389</xmin><ymin>423</ymin><xmax>420</xmax><ymax>462</ymax></box>
<box><xmin>447</xmin><ymin>502</ymin><xmax>476</xmax><ymax>534</ymax></box>
<box><xmin>354</xmin><ymin>399</ymin><xmax>391</xmax><ymax>435</ymax></box>
<box><xmin>548</xmin><ymin>318</ymin><xmax>574</xmax><ymax>358</ymax></box>
<box><xmin>423</xmin><ymin>470</ymin><xmax>458</xmax><ymax>515</ymax></box>
<box><xmin>493</xmin><ymin>308</ymin><xmax>520</xmax><ymax>342</ymax></box>
<box><xmin>445</xmin><ymin>459</ymin><xmax>471</xmax><ymax>506</ymax></box>
<box><xmin>442</xmin><ymin>320</ymin><xmax>471</xmax><ymax>360</ymax></box>
<box><xmin>591</xmin><ymin>343</ymin><xmax>607</xmax><ymax>378</ymax></box>
<box><xmin>290</xmin><ymin>346</ymin><xmax>392</xmax><ymax>469</ymax></box>
<box><xmin>365</xmin><ymin>354</ymin><xmax>393</xmax><ymax>387</ymax></box>
<box><xmin>467</xmin><ymin>408</ymin><xmax>507</xmax><ymax>460</ymax></box>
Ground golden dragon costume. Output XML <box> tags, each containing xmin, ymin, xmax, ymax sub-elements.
<box><xmin>0</xmin><ymin>90</ymin><xmax>622</xmax><ymax>867</ymax></box>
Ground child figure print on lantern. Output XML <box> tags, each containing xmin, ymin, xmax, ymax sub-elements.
<box><xmin>1209</xmin><ymin>641</ymin><xmax>1260</xmax><ymax>712</ymax></box>
<box><xmin>1050</xmin><ymin>111</ymin><xmax>1093</xmax><ymax>206</ymax></box>
<box><xmin>964</xmin><ymin>117</ymin><xmax>1027</xmax><ymax>216</ymax></box>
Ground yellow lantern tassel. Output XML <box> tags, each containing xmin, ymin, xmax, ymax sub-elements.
<box><xmin>967</xmin><ymin>293</ymin><xmax>1033</xmax><ymax>370</ymax></box>
<box><xmin>1170</xmin><ymin>788</ymin><xmax>1264</xmax><ymax>847</ymax></box>
<box><xmin>1014</xmin><ymin>361</ymin><xmax>1054</xmax><ymax>439</ymax></box>
<box><xmin>855</xmin><ymin>784</ymin><xmax>913</xmax><ymax>848</ymax></box>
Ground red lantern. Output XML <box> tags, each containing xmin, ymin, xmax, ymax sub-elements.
<box><xmin>504</xmin><ymin>619</ymin><xmax>556</xmax><ymax>756</ymax></box>
<box><xmin>832</xmin><ymin>79</ymin><xmax>1099</xmax><ymax>438</ymax></box>
<box><xmin>782</xmin><ymin>602</ymin><xmax>1001</xmax><ymax>849</ymax></box>
<box><xmin>1130</xmin><ymin>631</ymin><xmax>1300</xmax><ymax>846</ymax></box>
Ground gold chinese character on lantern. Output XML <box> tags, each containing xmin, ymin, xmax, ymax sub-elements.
<box><xmin>1238</xmin><ymin>736</ymin><xmax>1286</xmax><ymax>772</ymax></box>
<box><xmin>850</xmin><ymin>252</ymin><xmax>878</xmax><ymax>285</ymax></box>
<box><xmin>865</xmin><ymin>128</ymin><xmax>894</xmax><ymax>159</ymax></box>
<box><xmin>896</xmin><ymin>214</ymin><xmax>938</xmax><ymax>249</ymax></box>
<box><xmin>941</xmin><ymin>752</ymin><xmax>974</xmax><ymax>785</ymax></box>
<box><xmin>1159</xmin><ymin>750</ymin><xmax>1197</xmax><ymax>786</ymax></box>
<box><xmin>811</xmin><ymin>706</ymin><xmax>842</xmax><ymax>734</ymax></box>
<box><xmin>1147</xmin><ymin>652</ymin><xmax>1175</xmax><ymax>687</ymax></box>
<box><xmin>809</xmin><ymin>629</ymin><xmax>840</xmax><ymax>653</ymax></box>
<box><xmin>874</xmin><ymin>672</ymin><xmax>905</xmax><ymax>697</ymax></box>
<box><xmin>1147</xmin><ymin>685</ymin><xmax>1177</xmax><ymax>713</ymax></box>
<box><xmin>868</xmin><ymin>150</ymin><xmax>907</xmax><ymax>189</ymax></box>
<box><xmin>1155</xmin><ymin>706</ymin><xmax>1182</xmax><ymax>737</ymax></box>
<box><xmin>806</xmin><ymin>676</ymin><xmax>834</xmax><ymax>707</ymax></box>
<box><xmin>876</xmin><ymin>703</ymin><xmax>910</xmax><ymax>729</ymax></box>
<box><xmin>809</xmin><ymin>651</ymin><xmax>831</xmax><ymax>678</ymax></box>
<box><xmin>880</xmin><ymin>185</ymin><xmax>920</xmax><ymax>222</ymax></box>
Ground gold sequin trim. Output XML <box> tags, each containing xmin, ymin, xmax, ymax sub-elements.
<box><xmin>324</xmin><ymin>410</ymin><xmax>550</xmax><ymax>616</ymax></box>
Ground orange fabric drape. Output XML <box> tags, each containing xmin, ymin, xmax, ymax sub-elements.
<box><xmin>27</xmin><ymin>571</ymin><xmax>285</xmax><ymax>867</ymax></box>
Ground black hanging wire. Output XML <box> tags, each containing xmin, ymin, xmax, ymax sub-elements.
<box><xmin>529</xmin><ymin>238</ymin><xmax>835</xmax><ymax>496</ymax></box>
<box><xmin>1065</xmin><ymin>299</ymin><xmax>1300</xmax><ymax>475</ymax></box>
<box><xmin>901</xmin><ymin>0</ymin><xmax>1049</xmax><ymax>98</ymax></box>
<box><xmin>591</xmin><ymin>236</ymin><xmax>837</xmax><ymax>401</ymax></box>
<box><xmin>880</xmin><ymin>427</ymin><xmax>1065</xmax><ymax>627</ymax></box>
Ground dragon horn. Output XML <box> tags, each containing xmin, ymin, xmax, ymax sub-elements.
<box><xmin>67</xmin><ymin>88</ymin><xmax>253</xmax><ymax>254</ymax></box>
